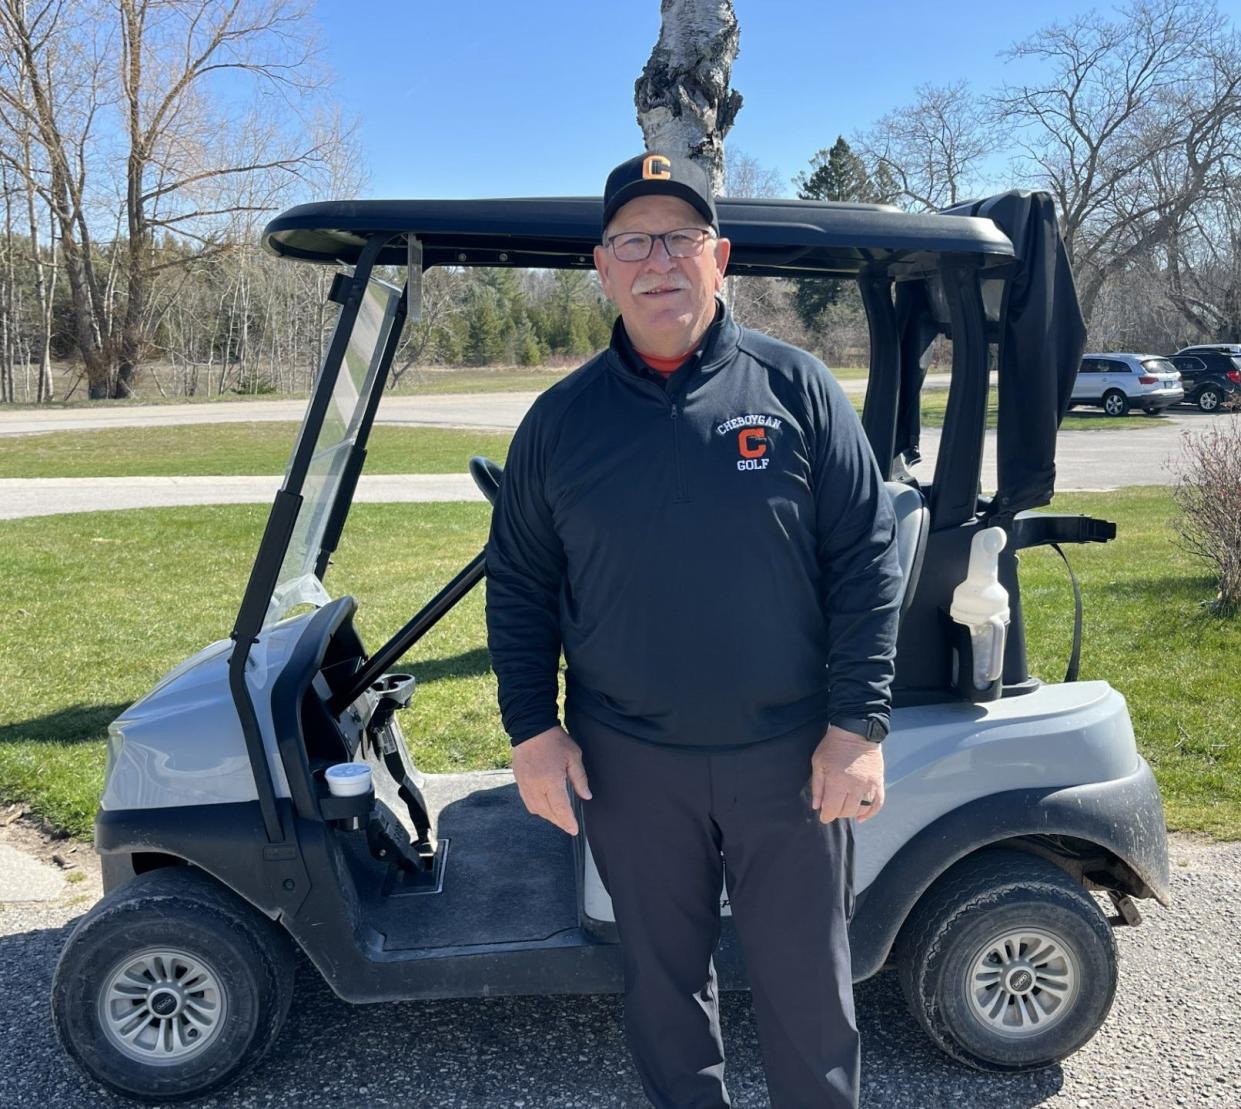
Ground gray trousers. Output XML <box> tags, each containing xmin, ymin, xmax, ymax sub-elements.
<box><xmin>568</xmin><ymin>709</ymin><xmax>860</xmax><ymax>1109</ymax></box>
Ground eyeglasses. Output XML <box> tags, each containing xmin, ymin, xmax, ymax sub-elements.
<box><xmin>604</xmin><ymin>227</ymin><xmax>715</xmax><ymax>262</ymax></box>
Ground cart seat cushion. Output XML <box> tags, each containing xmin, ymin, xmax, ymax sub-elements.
<box><xmin>884</xmin><ymin>481</ymin><xmax>929</xmax><ymax>619</ymax></box>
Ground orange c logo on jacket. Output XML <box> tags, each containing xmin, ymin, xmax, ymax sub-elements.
<box><xmin>738</xmin><ymin>428</ymin><xmax>767</xmax><ymax>458</ymax></box>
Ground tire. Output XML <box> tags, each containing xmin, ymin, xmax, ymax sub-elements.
<box><xmin>895</xmin><ymin>848</ymin><xmax>1118</xmax><ymax>1073</ymax></box>
<box><xmin>1197</xmin><ymin>387</ymin><xmax>1222</xmax><ymax>412</ymax></box>
<box><xmin>52</xmin><ymin>867</ymin><xmax>296</xmax><ymax>1103</ymax></box>
<box><xmin>1102</xmin><ymin>390</ymin><xmax>1129</xmax><ymax>417</ymax></box>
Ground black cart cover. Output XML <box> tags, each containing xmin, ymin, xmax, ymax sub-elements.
<box><xmin>942</xmin><ymin>191</ymin><xmax>1087</xmax><ymax>515</ymax></box>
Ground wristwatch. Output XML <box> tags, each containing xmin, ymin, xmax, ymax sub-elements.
<box><xmin>831</xmin><ymin>716</ymin><xmax>889</xmax><ymax>744</ymax></box>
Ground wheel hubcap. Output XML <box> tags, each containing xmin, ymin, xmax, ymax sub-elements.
<box><xmin>1201</xmin><ymin>392</ymin><xmax>1219</xmax><ymax>410</ymax></box>
<box><xmin>99</xmin><ymin>948</ymin><xmax>226</xmax><ymax>1064</ymax></box>
<box><xmin>964</xmin><ymin>928</ymin><xmax>1079</xmax><ymax>1039</ymax></box>
<box><xmin>1105</xmin><ymin>396</ymin><xmax>1124</xmax><ymax>415</ymax></box>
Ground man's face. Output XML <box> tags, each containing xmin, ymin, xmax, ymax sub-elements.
<box><xmin>593</xmin><ymin>194</ymin><xmax>731</xmax><ymax>357</ymax></box>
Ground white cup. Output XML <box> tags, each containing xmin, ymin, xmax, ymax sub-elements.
<box><xmin>325</xmin><ymin>762</ymin><xmax>372</xmax><ymax>798</ymax></box>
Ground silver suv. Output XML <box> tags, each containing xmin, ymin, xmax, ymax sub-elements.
<box><xmin>1070</xmin><ymin>353</ymin><xmax>1184</xmax><ymax>416</ymax></box>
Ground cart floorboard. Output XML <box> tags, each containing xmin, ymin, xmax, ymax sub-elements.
<box><xmin>339</xmin><ymin>778</ymin><xmax>578</xmax><ymax>952</ymax></box>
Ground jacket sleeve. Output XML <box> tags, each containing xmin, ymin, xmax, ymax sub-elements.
<box><xmin>485</xmin><ymin>403</ymin><xmax>566</xmax><ymax>745</ymax></box>
<box><xmin>811</xmin><ymin>370</ymin><xmax>903</xmax><ymax>738</ymax></box>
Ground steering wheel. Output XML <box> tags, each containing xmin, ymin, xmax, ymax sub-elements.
<box><xmin>468</xmin><ymin>456</ymin><xmax>503</xmax><ymax>506</ymax></box>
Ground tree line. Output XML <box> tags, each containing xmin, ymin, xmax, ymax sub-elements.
<box><xmin>3</xmin><ymin>0</ymin><xmax>1241</xmax><ymax>403</ymax></box>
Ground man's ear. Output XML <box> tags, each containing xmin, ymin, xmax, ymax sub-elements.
<box><xmin>593</xmin><ymin>244</ymin><xmax>615</xmax><ymax>300</ymax></box>
<box><xmin>713</xmin><ymin>237</ymin><xmax>731</xmax><ymax>290</ymax></box>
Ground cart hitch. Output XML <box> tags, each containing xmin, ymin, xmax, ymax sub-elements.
<box><xmin>1107</xmin><ymin>890</ymin><xmax>1143</xmax><ymax>926</ymax></box>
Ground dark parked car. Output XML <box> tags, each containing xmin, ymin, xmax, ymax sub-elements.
<box><xmin>1168</xmin><ymin>349</ymin><xmax>1241</xmax><ymax>412</ymax></box>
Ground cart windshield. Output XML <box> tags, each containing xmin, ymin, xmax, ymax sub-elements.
<box><xmin>265</xmin><ymin>275</ymin><xmax>402</xmax><ymax>627</ymax></box>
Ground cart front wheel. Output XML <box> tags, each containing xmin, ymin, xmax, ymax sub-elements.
<box><xmin>52</xmin><ymin>867</ymin><xmax>295</xmax><ymax>1102</ymax></box>
<box><xmin>895</xmin><ymin>847</ymin><xmax>1118</xmax><ymax>1073</ymax></box>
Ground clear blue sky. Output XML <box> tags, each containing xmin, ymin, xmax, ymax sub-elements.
<box><xmin>315</xmin><ymin>0</ymin><xmax>1241</xmax><ymax>200</ymax></box>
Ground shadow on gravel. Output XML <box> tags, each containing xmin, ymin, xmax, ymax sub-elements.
<box><xmin>3</xmin><ymin>923</ymin><xmax>1067</xmax><ymax>1109</ymax></box>
<box><xmin>0</xmin><ymin>702</ymin><xmax>129</xmax><ymax>746</ymax></box>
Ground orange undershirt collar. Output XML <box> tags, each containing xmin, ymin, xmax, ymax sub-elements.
<box><xmin>636</xmin><ymin>348</ymin><xmax>694</xmax><ymax>377</ymax></box>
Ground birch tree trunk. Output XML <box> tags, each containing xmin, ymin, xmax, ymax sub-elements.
<box><xmin>19</xmin><ymin>121</ymin><xmax>54</xmax><ymax>401</ymax></box>
<box><xmin>634</xmin><ymin>0</ymin><xmax>743</xmax><ymax>195</ymax></box>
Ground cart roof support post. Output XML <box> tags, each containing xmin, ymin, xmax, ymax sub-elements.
<box><xmin>859</xmin><ymin>274</ymin><xmax>900</xmax><ymax>480</ymax></box>
<box><xmin>929</xmin><ymin>259</ymin><xmax>989</xmax><ymax>531</ymax></box>
<box><xmin>228</xmin><ymin>233</ymin><xmax>394</xmax><ymax>842</ymax></box>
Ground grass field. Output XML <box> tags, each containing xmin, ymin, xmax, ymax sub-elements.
<box><xmin>0</xmin><ymin>488</ymin><xmax>1236</xmax><ymax>841</ymax></box>
<box><xmin>1</xmin><ymin>382</ymin><xmax>1153</xmax><ymax>481</ymax></box>
<box><xmin>4</xmin><ymin>362</ymin><xmax>874</xmax><ymax>410</ymax></box>
<box><xmin>0</xmin><ymin>424</ymin><xmax>512</xmax><ymax>479</ymax></box>
<box><xmin>914</xmin><ymin>389</ymin><xmax>1157</xmax><ymax>431</ymax></box>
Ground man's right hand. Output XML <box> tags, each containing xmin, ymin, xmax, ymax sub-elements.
<box><xmin>511</xmin><ymin>725</ymin><xmax>592</xmax><ymax>836</ymax></box>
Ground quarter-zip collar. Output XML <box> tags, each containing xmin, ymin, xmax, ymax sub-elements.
<box><xmin>606</xmin><ymin>296</ymin><xmax>742</xmax><ymax>397</ymax></box>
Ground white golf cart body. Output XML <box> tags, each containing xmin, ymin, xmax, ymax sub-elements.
<box><xmin>57</xmin><ymin>191</ymin><xmax>1171</xmax><ymax>1100</ymax></box>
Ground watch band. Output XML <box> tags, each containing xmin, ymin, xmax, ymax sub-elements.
<box><xmin>830</xmin><ymin>716</ymin><xmax>889</xmax><ymax>743</ymax></box>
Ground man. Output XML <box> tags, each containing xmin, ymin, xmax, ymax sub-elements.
<box><xmin>485</xmin><ymin>152</ymin><xmax>901</xmax><ymax>1109</ymax></box>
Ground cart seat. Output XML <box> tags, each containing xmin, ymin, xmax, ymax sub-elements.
<box><xmin>885</xmin><ymin>481</ymin><xmax>929</xmax><ymax>620</ymax></box>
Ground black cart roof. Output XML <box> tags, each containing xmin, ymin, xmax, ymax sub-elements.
<box><xmin>262</xmin><ymin>196</ymin><xmax>1016</xmax><ymax>279</ymax></box>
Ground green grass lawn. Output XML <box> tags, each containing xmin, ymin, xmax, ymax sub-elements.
<box><xmin>910</xmin><ymin>390</ymin><xmax>1155</xmax><ymax>431</ymax></box>
<box><xmin>3</xmin><ymin>366</ymin><xmax>573</xmax><ymax>409</ymax></box>
<box><xmin>0</xmin><ymin>424</ymin><xmax>512</xmax><ymax>478</ymax></box>
<box><xmin>1</xmin><ymin>488</ymin><xmax>1237</xmax><ymax>840</ymax></box>
<box><xmin>2</xmin><ymin>385</ymin><xmax>1151</xmax><ymax>482</ymax></box>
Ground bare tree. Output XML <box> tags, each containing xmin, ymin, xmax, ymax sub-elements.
<box><xmin>0</xmin><ymin>0</ymin><xmax>114</xmax><ymax>397</ymax></box>
<box><xmin>0</xmin><ymin>0</ymin><xmax>333</xmax><ymax>398</ymax></box>
<box><xmin>723</xmin><ymin>146</ymin><xmax>782</xmax><ymax>199</ymax></box>
<box><xmin>995</xmin><ymin>0</ymin><xmax>1241</xmax><ymax>324</ymax></box>
<box><xmin>854</xmin><ymin>81</ymin><xmax>995</xmax><ymax>211</ymax></box>
<box><xmin>1164</xmin><ymin>173</ymin><xmax>1241</xmax><ymax>341</ymax></box>
<box><xmin>634</xmin><ymin>0</ymin><xmax>743</xmax><ymax>193</ymax></box>
<box><xmin>721</xmin><ymin>148</ymin><xmax>796</xmax><ymax>332</ymax></box>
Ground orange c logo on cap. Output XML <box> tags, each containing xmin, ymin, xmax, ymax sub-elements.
<box><xmin>738</xmin><ymin>428</ymin><xmax>767</xmax><ymax>458</ymax></box>
<box><xmin>643</xmin><ymin>155</ymin><xmax>672</xmax><ymax>181</ymax></box>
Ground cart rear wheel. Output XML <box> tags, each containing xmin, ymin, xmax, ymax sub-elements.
<box><xmin>895</xmin><ymin>848</ymin><xmax>1117</xmax><ymax>1073</ymax></box>
<box><xmin>52</xmin><ymin>867</ymin><xmax>295</xmax><ymax>1102</ymax></box>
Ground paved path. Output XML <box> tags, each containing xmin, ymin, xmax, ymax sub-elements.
<box><xmin>0</xmin><ymin>474</ymin><xmax>486</xmax><ymax>520</ymax></box>
<box><xmin>0</xmin><ymin>419</ymin><xmax>1223</xmax><ymax>521</ymax></box>
<box><xmin>0</xmin><ymin>392</ymin><xmax>539</xmax><ymax>437</ymax></box>
<box><xmin>0</xmin><ymin>395</ymin><xmax>1229</xmax><ymax>520</ymax></box>
<box><xmin>2</xmin><ymin>799</ymin><xmax>1237</xmax><ymax>1109</ymax></box>
<box><xmin>0</xmin><ymin>374</ymin><xmax>928</xmax><ymax>438</ymax></box>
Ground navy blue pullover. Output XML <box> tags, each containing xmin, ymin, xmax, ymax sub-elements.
<box><xmin>485</xmin><ymin>302</ymin><xmax>902</xmax><ymax>749</ymax></box>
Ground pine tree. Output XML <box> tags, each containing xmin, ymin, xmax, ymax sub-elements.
<box><xmin>464</xmin><ymin>288</ymin><xmax>505</xmax><ymax>365</ymax></box>
<box><xmin>793</xmin><ymin>137</ymin><xmax>887</xmax><ymax>331</ymax></box>
<box><xmin>514</xmin><ymin>314</ymin><xmax>544</xmax><ymax>366</ymax></box>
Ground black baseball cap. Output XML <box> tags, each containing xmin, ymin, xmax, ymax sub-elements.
<box><xmin>602</xmin><ymin>152</ymin><xmax>719</xmax><ymax>234</ymax></box>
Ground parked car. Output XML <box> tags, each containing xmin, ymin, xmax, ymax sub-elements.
<box><xmin>1070</xmin><ymin>353</ymin><xmax>1183</xmax><ymax>416</ymax></box>
<box><xmin>1174</xmin><ymin>343</ymin><xmax>1241</xmax><ymax>356</ymax></box>
<box><xmin>1167</xmin><ymin>349</ymin><xmax>1241</xmax><ymax>412</ymax></box>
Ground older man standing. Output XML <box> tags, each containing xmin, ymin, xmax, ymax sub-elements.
<box><xmin>485</xmin><ymin>152</ymin><xmax>902</xmax><ymax>1109</ymax></box>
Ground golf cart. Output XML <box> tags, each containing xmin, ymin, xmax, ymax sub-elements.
<box><xmin>52</xmin><ymin>190</ymin><xmax>1171</xmax><ymax>1102</ymax></box>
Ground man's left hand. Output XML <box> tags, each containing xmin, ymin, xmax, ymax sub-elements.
<box><xmin>811</xmin><ymin>725</ymin><xmax>885</xmax><ymax>823</ymax></box>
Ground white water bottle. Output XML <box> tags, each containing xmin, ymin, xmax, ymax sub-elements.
<box><xmin>949</xmin><ymin>528</ymin><xmax>1011</xmax><ymax>698</ymax></box>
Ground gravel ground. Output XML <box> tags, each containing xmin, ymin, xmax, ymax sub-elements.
<box><xmin>1</xmin><ymin>819</ymin><xmax>1238</xmax><ymax>1109</ymax></box>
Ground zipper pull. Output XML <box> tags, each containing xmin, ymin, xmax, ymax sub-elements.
<box><xmin>669</xmin><ymin>404</ymin><xmax>679</xmax><ymax>419</ymax></box>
